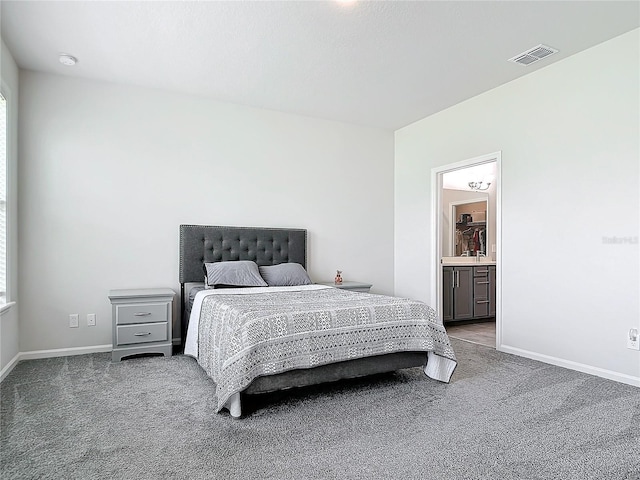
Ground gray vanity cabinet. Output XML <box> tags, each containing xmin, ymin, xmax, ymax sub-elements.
<box><xmin>443</xmin><ymin>265</ymin><xmax>495</xmax><ymax>323</ymax></box>
<box><xmin>443</xmin><ymin>266</ymin><xmax>474</xmax><ymax>321</ymax></box>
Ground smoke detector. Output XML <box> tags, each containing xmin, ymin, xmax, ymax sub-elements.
<box><xmin>59</xmin><ymin>54</ymin><xmax>78</xmax><ymax>66</ymax></box>
<box><xmin>508</xmin><ymin>44</ymin><xmax>558</xmax><ymax>66</ymax></box>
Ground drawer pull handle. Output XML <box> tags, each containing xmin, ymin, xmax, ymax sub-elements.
<box><xmin>134</xmin><ymin>312</ymin><xmax>152</xmax><ymax>317</ymax></box>
<box><xmin>476</xmin><ymin>281</ymin><xmax>490</xmax><ymax>285</ymax></box>
<box><xmin>476</xmin><ymin>300</ymin><xmax>489</xmax><ymax>304</ymax></box>
<box><xmin>476</xmin><ymin>270</ymin><xmax>489</xmax><ymax>273</ymax></box>
<box><xmin>134</xmin><ymin>332</ymin><xmax>152</xmax><ymax>336</ymax></box>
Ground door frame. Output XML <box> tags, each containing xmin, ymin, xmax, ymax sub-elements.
<box><xmin>430</xmin><ymin>151</ymin><xmax>503</xmax><ymax>349</ymax></box>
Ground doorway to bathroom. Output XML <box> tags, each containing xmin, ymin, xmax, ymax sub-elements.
<box><xmin>431</xmin><ymin>152</ymin><xmax>501</xmax><ymax>349</ymax></box>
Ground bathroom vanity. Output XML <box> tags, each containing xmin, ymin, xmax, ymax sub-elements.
<box><xmin>442</xmin><ymin>258</ymin><xmax>496</xmax><ymax>323</ymax></box>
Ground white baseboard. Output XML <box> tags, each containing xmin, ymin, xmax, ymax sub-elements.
<box><xmin>0</xmin><ymin>353</ymin><xmax>21</xmax><ymax>382</ymax></box>
<box><xmin>498</xmin><ymin>344</ymin><xmax>640</xmax><ymax>388</ymax></box>
<box><xmin>0</xmin><ymin>340</ymin><xmax>188</xmax><ymax>382</ymax></box>
<box><xmin>1</xmin><ymin>344</ymin><xmax>113</xmax><ymax>382</ymax></box>
<box><xmin>18</xmin><ymin>344</ymin><xmax>113</xmax><ymax>361</ymax></box>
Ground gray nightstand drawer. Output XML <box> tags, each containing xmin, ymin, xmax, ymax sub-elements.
<box><xmin>115</xmin><ymin>303</ymin><xmax>168</xmax><ymax>325</ymax></box>
<box><xmin>117</xmin><ymin>322</ymin><xmax>168</xmax><ymax>345</ymax></box>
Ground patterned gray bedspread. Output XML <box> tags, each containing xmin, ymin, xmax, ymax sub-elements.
<box><xmin>197</xmin><ymin>288</ymin><xmax>457</xmax><ymax>412</ymax></box>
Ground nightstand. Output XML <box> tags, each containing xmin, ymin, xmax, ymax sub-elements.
<box><xmin>109</xmin><ymin>288</ymin><xmax>174</xmax><ymax>362</ymax></box>
<box><xmin>320</xmin><ymin>281</ymin><xmax>373</xmax><ymax>293</ymax></box>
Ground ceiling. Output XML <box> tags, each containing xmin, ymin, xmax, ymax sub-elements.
<box><xmin>443</xmin><ymin>162</ymin><xmax>496</xmax><ymax>192</ymax></box>
<box><xmin>1</xmin><ymin>1</ymin><xmax>638</xmax><ymax>130</ymax></box>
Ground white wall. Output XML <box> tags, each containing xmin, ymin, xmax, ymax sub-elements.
<box><xmin>0</xmin><ymin>39</ymin><xmax>19</xmax><ymax>375</ymax></box>
<box><xmin>19</xmin><ymin>71</ymin><xmax>394</xmax><ymax>352</ymax></box>
<box><xmin>395</xmin><ymin>29</ymin><xmax>639</xmax><ymax>384</ymax></box>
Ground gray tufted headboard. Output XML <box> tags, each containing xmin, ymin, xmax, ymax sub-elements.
<box><xmin>179</xmin><ymin>225</ymin><xmax>307</xmax><ymax>344</ymax></box>
<box><xmin>179</xmin><ymin>224</ymin><xmax>307</xmax><ymax>282</ymax></box>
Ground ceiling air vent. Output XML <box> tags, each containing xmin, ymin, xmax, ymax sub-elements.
<box><xmin>508</xmin><ymin>44</ymin><xmax>558</xmax><ymax>66</ymax></box>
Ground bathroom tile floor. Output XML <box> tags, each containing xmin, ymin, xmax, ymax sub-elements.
<box><xmin>445</xmin><ymin>320</ymin><xmax>496</xmax><ymax>348</ymax></box>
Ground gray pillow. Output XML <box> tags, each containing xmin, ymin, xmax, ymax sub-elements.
<box><xmin>203</xmin><ymin>261</ymin><xmax>267</xmax><ymax>288</ymax></box>
<box><xmin>259</xmin><ymin>263</ymin><xmax>312</xmax><ymax>287</ymax></box>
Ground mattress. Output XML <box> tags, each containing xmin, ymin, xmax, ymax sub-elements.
<box><xmin>185</xmin><ymin>284</ymin><xmax>205</xmax><ymax>319</ymax></box>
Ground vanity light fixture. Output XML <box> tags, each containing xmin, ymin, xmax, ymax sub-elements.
<box><xmin>468</xmin><ymin>181</ymin><xmax>491</xmax><ymax>191</ymax></box>
<box><xmin>59</xmin><ymin>54</ymin><xmax>78</xmax><ymax>66</ymax></box>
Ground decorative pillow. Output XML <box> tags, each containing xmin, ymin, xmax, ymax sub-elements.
<box><xmin>203</xmin><ymin>261</ymin><xmax>267</xmax><ymax>289</ymax></box>
<box><xmin>259</xmin><ymin>263</ymin><xmax>312</xmax><ymax>287</ymax></box>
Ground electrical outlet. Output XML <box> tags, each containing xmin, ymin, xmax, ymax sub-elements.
<box><xmin>491</xmin><ymin>244</ymin><xmax>496</xmax><ymax>253</ymax></box>
<box><xmin>69</xmin><ymin>314</ymin><xmax>79</xmax><ymax>328</ymax></box>
<box><xmin>628</xmin><ymin>328</ymin><xmax>639</xmax><ymax>350</ymax></box>
<box><xmin>87</xmin><ymin>313</ymin><xmax>96</xmax><ymax>326</ymax></box>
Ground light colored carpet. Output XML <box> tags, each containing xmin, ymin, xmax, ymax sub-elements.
<box><xmin>1</xmin><ymin>339</ymin><xmax>638</xmax><ymax>480</ymax></box>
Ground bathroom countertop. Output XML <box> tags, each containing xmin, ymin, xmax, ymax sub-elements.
<box><xmin>441</xmin><ymin>258</ymin><xmax>496</xmax><ymax>267</ymax></box>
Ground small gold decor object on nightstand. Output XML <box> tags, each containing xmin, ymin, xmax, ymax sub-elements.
<box><xmin>334</xmin><ymin>270</ymin><xmax>343</xmax><ymax>285</ymax></box>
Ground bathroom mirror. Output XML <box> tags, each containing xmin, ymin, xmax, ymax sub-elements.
<box><xmin>452</xmin><ymin>199</ymin><xmax>488</xmax><ymax>256</ymax></box>
<box><xmin>441</xmin><ymin>192</ymin><xmax>489</xmax><ymax>257</ymax></box>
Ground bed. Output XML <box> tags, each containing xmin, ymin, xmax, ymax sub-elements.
<box><xmin>180</xmin><ymin>225</ymin><xmax>457</xmax><ymax>417</ymax></box>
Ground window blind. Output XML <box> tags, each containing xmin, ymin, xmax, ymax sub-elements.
<box><xmin>0</xmin><ymin>93</ymin><xmax>6</xmax><ymax>299</ymax></box>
